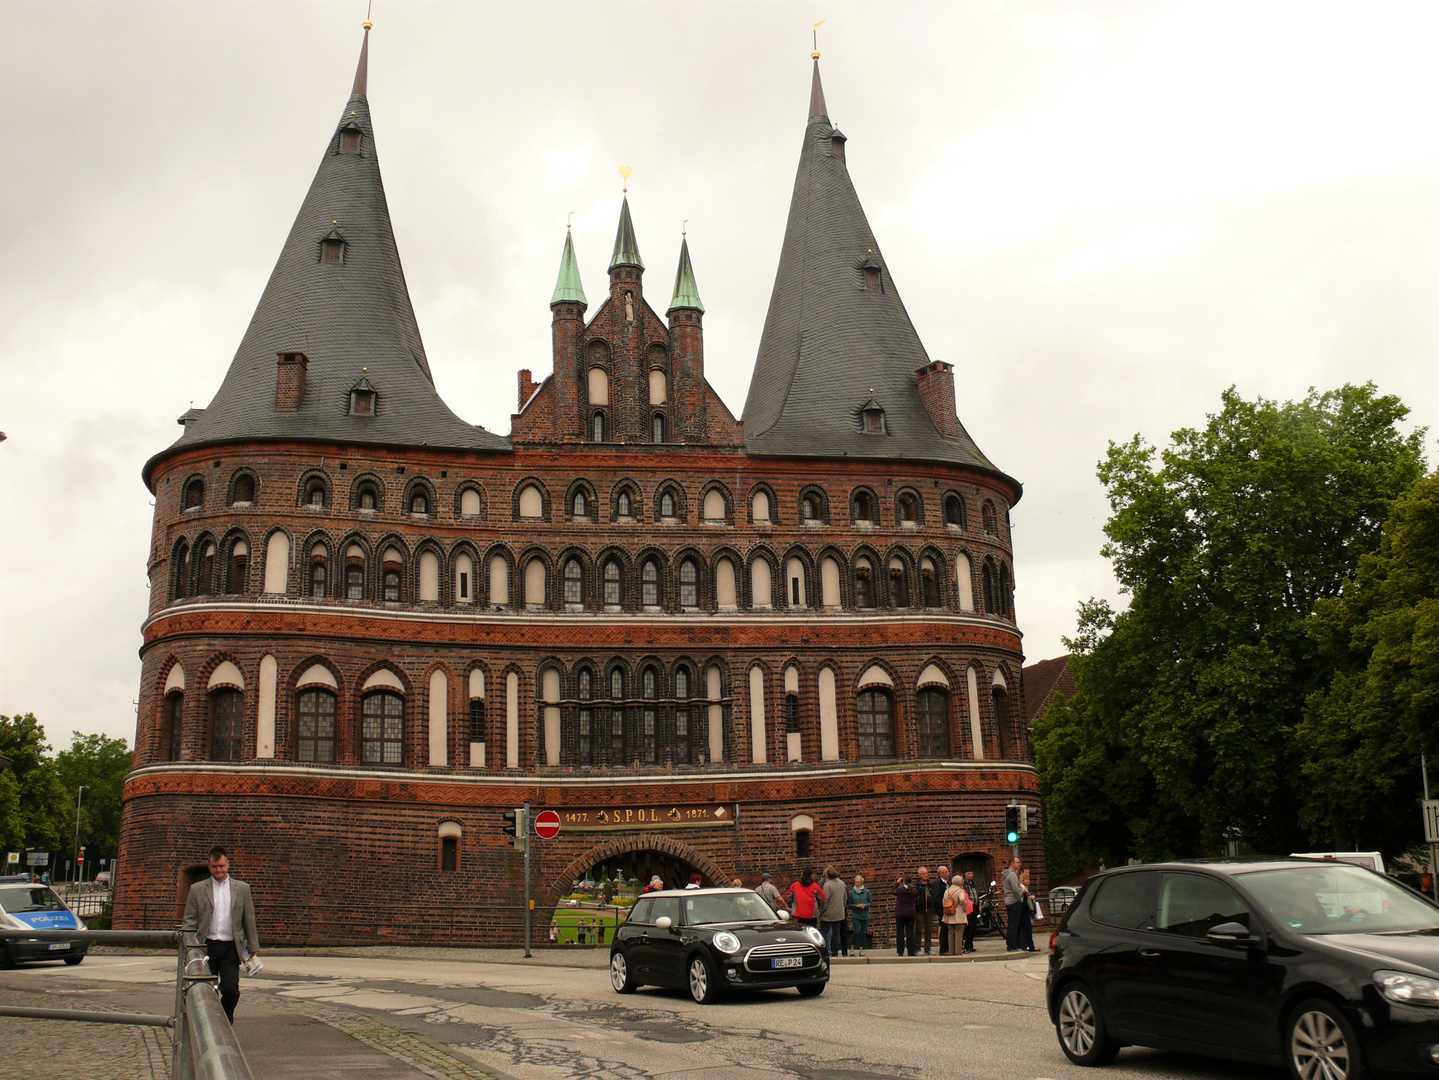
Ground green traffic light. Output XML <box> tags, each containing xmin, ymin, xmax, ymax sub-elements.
<box><xmin>1006</xmin><ymin>830</ymin><xmax>1019</xmax><ymax>843</ymax></box>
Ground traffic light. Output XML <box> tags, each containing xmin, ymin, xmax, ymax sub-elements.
<box><xmin>502</xmin><ymin>808</ymin><xmax>529</xmax><ymax>850</ymax></box>
<box><xmin>1019</xmin><ymin>804</ymin><xmax>1030</xmax><ymax>835</ymax></box>
<box><xmin>1005</xmin><ymin>804</ymin><xmax>1020</xmax><ymax>844</ymax></box>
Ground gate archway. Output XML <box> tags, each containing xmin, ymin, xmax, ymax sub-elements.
<box><xmin>549</xmin><ymin>835</ymin><xmax>731</xmax><ymax>906</ymax></box>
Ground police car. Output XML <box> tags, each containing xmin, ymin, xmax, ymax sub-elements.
<box><xmin>0</xmin><ymin>877</ymin><xmax>89</xmax><ymax>968</ymax></box>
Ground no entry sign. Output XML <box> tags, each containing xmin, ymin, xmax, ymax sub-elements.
<box><xmin>532</xmin><ymin>810</ymin><xmax>562</xmax><ymax>840</ymax></box>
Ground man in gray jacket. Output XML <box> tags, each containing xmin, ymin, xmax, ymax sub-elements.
<box><xmin>1001</xmin><ymin>855</ymin><xmax>1024</xmax><ymax>952</ymax></box>
<box><xmin>182</xmin><ymin>846</ymin><xmax>259</xmax><ymax>1023</ymax></box>
<box><xmin>819</xmin><ymin>866</ymin><xmax>847</xmax><ymax>955</ymax></box>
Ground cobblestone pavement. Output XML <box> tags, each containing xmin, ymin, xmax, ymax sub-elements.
<box><xmin>0</xmin><ymin>987</ymin><xmax>172</xmax><ymax>1080</ymax></box>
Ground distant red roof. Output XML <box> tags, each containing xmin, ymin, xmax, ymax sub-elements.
<box><xmin>1023</xmin><ymin>655</ymin><xmax>1075</xmax><ymax>723</ymax></box>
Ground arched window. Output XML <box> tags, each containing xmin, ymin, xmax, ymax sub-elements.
<box><xmin>889</xmin><ymin>557</ymin><xmax>908</xmax><ymax>608</ymax></box>
<box><xmin>591</xmin><ymin>412</ymin><xmax>607</xmax><ymax>443</ymax></box>
<box><xmin>361</xmin><ymin>691</ymin><xmax>405</xmax><ymax>765</ymax></box>
<box><xmin>675</xmin><ymin>668</ymin><xmax>690</xmax><ymax>699</ymax></box>
<box><xmin>410</xmin><ymin>491</ymin><xmax>428</xmax><ymax>515</ymax></box>
<box><xmin>897</xmin><ymin>494</ymin><xmax>916</xmax><ymax>523</ymax></box>
<box><xmin>944</xmin><ymin>495</ymin><xmax>965</xmax><ymax>527</ymax></box>
<box><xmin>577</xmin><ymin>667</ymin><xmax>594</xmax><ymax>765</ymax></box>
<box><xmin>752</xmin><ymin>490</ymin><xmax>771</xmax><ymax>522</ymax></box>
<box><xmin>916</xmin><ymin>689</ymin><xmax>948</xmax><ymax>758</ymax></box>
<box><xmin>652</xmin><ymin>414</ymin><xmax>666</xmax><ymax>444</ymax></box>
<box><xmin>296</xmin><ymin>689</ymin><xmax>337</xmax><ymax>762</ymax></box>
<box><xmin>801</xmin><ymin>496</ymin><xmax>818</xmax><ymax>522</ymax></box>
<box><xmin>210</xmin><ymin>689</ymin><xmax>243</xmax><ymax>761</ymax></box>
<box><xmin>610</xmin><ymin>668</ymin><xmax>624</xmax><ymax>699</ymax></box>
<box><xmin>198</xmin><ymin>543</ymin><xmax>216</xmax><ymax>595</ymax></box>
<box><xmin>459</xmin><ymin>488</ymin><xmax>482</xmax><ymax>517</ymax></box>
<box><xmin>993</xmin><ymin>683</ymin><xmax>1012</xmax><ymax>760</ymax></box>
<box><xmin>674</xmin><ymin>667</ymin><xmax>692</xmax><ymax>765</ymax></box>
<box><xmin>579</xmin><ymin>668</ymin><xmax>593</xmax><ymax>700</ymax></box>
<box><xmin>856</xmin><ymin>689</ymin><xmax>895</xmax><ymax>758</ymax></box>
<box><xmin>608</xmin><ymin>668</ymin><xmax>625</xmax><ymax>763</ymax></box>
<box><xmin>518</xmin><ymin>485</ymin><xmax>544</xmax><ymax>519</ymax></box>
<box><xmin>660</xmin><ymin>491</ymin><xmax>675</xmax><ymax>518</ymax></box>
<box><xmin>982</xmin><ymin>502</ymin><xmax>997</xmax><ymax>535</ymax></box>
<box><xmin>982</xmin><ymin>560</ymin><xmax>997</xmax><ymax>614</ymax></box>
<box><xmin>167</xmin><ymin>693</ymin><xmax>184</xmax><ymax>761</ymax></box>
<box><xmin>173</xmin><ymin>541</ymin><xmax>190</xmax><ymax>600</ymax></box>
<box><xmin>439</xmin><ymin>822</ymin><xmax>460</xmax><ymax>872</ymax></box>
<box><xmin>854</xmin><ymin>558</ymin><xmax>874</xmax><ymax>608</ymax></box>
<box><xmin>603</xmin><ymin>560</ymin><xmax>623</xmax><ymax>606</ymax></box>
<box><xmin>305</xmin><ymin>479</ymin><xmax>327</xmax><ymax>508</ymax></box>
<box><xmin>573</xmin><ymin>491</ymin><xmax>587</xmax><ymax>518</ymax></box>
<box><xmin>999</xmin><ymin>564</ymin><xmax>1013</xmax><ymax>618</ymax></box>
<box><xmin>383</xmin><ymin>562</ymin><xmax>402</xmax><ymax>603</ymax></box>
<box><xmin>588</xmin><ymin>365</ymin><xmax>609</xmax><ymax>405</ymax></box>
<box><xmin>786</xmin><ymin>557</ymin><xmax>806</xmax><ymax>607</ymax></box>
<box><xmin>853</xmin><ymin>491</ymin><xmax>873</xmax><ymax>523</ymax></box>
<box><xmin>231</xmin><ymin>474</ymin><xmax>255</xmax><ymax>505</ymax></box>
<box><xmin>751</xmin><ymin>559</ymin><xmax>772</xmax><ymax>608</ymax></box>
<box><xmin>184</xmin><ymin>480</ymin><xmax>204</xmax><ymax>509</ymax></box>
<box><xmin>616</xmin><ymin>490</ymin><xmax>632</xmax><ymax>518</ymax></box>
<box><xmin>345</xmin><ymin>552</ymin><xmax>364</xmax><ymax>600</ymax></box>
<box><xmin>679</xmin><ymin>559</ymin><xmax>698</xmax><ymax>607</ymax></box>
<box><xmin>921</xmin><ymin>558</ymin><xmax>939</xmax><ymax>607</ymax></box>
<box><xmin>563</xmin><ymin>558</ymin><xmax>584</xmax><ymax>604</ymax></box>
<box><xmin>641</xmin><ymin>560</ymin><xmax>660</xmax><ymax>606</ymax></box>
<box><xmin>454</xmin><ymin>552</ymin><xmax>473</xmax><ymax>603</ymax></box>
<box><xmin>488</xmin><ymin>555</ymin><xmax>510</xmax><ymax>606</ymax></box>
<box><xmin>715</xmin><ymin>557</ymin><xmax>738</xmax><ymax>607</ymax></box>
<box><xmin>225</xmin><ymin>541</ymin><xmax>248</xmax><ymax>594</ymax></box>
<box><xmin>648</xmin><ymin>368</ymin><xmax>667</xmax><ymax>405</ymax></box>
<box><xmin>703</xmin><ymin>489</ymin><xmax>726</xmax><ymax>521</ymax></box>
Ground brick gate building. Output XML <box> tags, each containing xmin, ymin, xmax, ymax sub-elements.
<box><xmin>116</xmin><ymin>28</ymin><xmax>1040</xmax><ymax>944</ymax></box>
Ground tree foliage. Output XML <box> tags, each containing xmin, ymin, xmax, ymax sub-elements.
<box><xmin>1034</xmin><ymin>385</ymin><xmax>1426</xmax><ymax>861</ymax></box>
<box><xmin>1298</xmin><ymin>470</ymin><xmax>1439</xmax><ymax>856</ymax></box>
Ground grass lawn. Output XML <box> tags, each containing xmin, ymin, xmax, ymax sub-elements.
<box><xmin>549</xmin><ymin>906</ymin><xmax>626</xmax><ymax>946</ymax></box>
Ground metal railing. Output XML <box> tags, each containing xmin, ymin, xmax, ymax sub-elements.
<box><xmin>0</xmin><ymin>928</ymin><xmax>255</xmax><ymax>1080</ymax></box>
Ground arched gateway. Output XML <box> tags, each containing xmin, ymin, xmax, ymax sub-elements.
<box><xmin>550</xmin><ymin>835</ymin><xmax>731</xmax><ymax>906</ymax></box>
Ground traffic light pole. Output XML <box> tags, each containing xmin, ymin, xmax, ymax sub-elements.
<box><xmin>522</xmin><ymin>800</ymin><xmax>532</xmax><ymax>959</ymax></box>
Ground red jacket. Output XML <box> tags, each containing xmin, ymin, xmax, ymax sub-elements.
<box><xmin>785</xmin><ymin>880</ymin><xmax>824</xmax><ymax>919</ymax></box>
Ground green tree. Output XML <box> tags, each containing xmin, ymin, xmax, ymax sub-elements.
<box><xmin>1034</xmin><ymin>385</ymin><xmax>1426</xmax><ymax>860</ymax></box>
<box><xmin>0</xmin><ymin>770</ymin><xmax>25</xmax><ymax>853</ymax></box>
<box><xmin>1298</xmin><ymin>470</ymin><xmax>1439</xmax><ymax>856</ymax></box>
<box><xmin>55</xmin><ymin>732</ymin><xmax>133</xmax><ymax>867</ymax></box>
<box><xmin>0</xmin><ymin>714</ymin><xmax>69</xmax><ymax>852</ymax></box>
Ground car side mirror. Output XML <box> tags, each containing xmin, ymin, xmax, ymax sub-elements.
<box><xmin>775</xmin><ymin>909</ymin><xmax>789</xmax><ymax>921</ymax></box>
<box><xmin>655</xmin><ymin>916</ymin><xmax>673</xmax><ymax>931</ymax></box>
<box><xmin>1206</xmin><ymin>921</ymin><xmax>1258</xmax><ymax>944</ymax></box>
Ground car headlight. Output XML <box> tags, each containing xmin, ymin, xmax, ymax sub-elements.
<box><xmin>1376</xmin><ymin>970</ymin><xmax>1439</xmax><ymax>1007</ymax></box>
<box><xmin>713</xmin><ymin>932</ymin><xmax>741</xmax><ymax>955</ymax></box>
<box><xmin>803</xmin><ymin>926</ymin><xmax>826</xmax><ymax>948</ymax></box>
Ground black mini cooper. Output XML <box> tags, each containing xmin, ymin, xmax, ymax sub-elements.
<box><xmin>609</xmin><ymin>888</ymin><xmax>830</xmax><ymax>1003</ymax></box>
<box><xmin>1048</xmin><ymin>859</ymin><xmax>1439</xmax><ymax>1079</ymax></box>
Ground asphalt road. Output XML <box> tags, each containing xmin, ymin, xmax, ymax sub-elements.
<box><xmin>0</xmin><ymin>949</ymin><xmax>1284</xmax><ymax>1080</ymax></box>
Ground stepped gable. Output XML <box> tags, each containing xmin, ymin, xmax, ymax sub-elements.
<box><xmin>742</xmin><ymin>59</ymin><xmax>1004</xmax><ymax>475</ymax></box>
<box><xmin>144</xmin><ymin>27</ymin><xmax>506</xmax><ymax>486</ymax></box>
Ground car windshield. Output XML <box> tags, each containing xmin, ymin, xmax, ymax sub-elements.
<box><xmin>683</xmin><ymin>892</ymin><xmax>780</xmax><ymax>926</ymax></box>
<box><xmin>1240</xmin><ymin>865</ymin><xmax>1439</xmax><ymax>935</ymax></box>
<box><xmin>0</xmin><ymin>887</ymin><xmax>67</xmax><ymax>914</ymax></box>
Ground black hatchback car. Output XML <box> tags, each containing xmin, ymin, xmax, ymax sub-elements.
<box><xmin>610</xmin><ymin>888</ymin><xmax>829</xmax><ymax>1003</ymax></box>
<box><xmin>1048</xmin><ymin>860</ymin><xmax>1439</xmax><ymax>1079</ymax></box>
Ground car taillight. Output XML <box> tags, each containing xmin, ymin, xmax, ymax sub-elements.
<box><xmin>1048</xmin><ymin>932</ymin><xmax>1059</xmax><ymax>955</ymax></box>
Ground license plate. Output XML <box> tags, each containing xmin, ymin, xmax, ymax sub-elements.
<box><xmin>48</xmin><ymin>943</ymin><xmax>70</xmax><ymax>951</ymax></box>
<box><xmin>772</xmin><ymin>956</ymin><xmax>803</xmax><ymax>969</ymax></box>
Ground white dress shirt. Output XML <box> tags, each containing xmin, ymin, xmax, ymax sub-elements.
<box><xmin>210</xmin><ymin>877</ymin><xmax>233</xmax><ymax>941</ymax></box>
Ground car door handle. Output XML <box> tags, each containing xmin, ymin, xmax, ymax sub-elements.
<box><xmin>1139</xmin><ymin>949</ymin><xmax>1161</xmax><ymax>958</ymax></box>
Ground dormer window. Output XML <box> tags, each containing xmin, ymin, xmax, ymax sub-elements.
<box><xmin>339</xmin><ymin>127</ymin><xmax>361</xmax><ymax>153</ymax></box>
<box><xmin>830</xmin><ymin>128</ymin><xmax>847</xmax><ymax>162</ymax></box>
<box><xmin>322</xmin><ymin>238</ymin><xmax>344</xmax><ymax>264</ymax></box>
<box><xmin>349</xmin><ymin>377</ymin><xmax>377</xmax><ymax>417</ymax></box>
<box><xmin>864</xmin><ymin>266</ymin><xmax>881</xmax><ymax>290</ymax></box>
<box><xmin>864</xmin><ymin>409</ymin><xmax>884</xmax><ymax>434</ymax></box>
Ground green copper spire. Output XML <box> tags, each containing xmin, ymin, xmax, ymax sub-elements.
<box><xmin>668</xmin><ymin>236</ymin><xmax>704</xmax><ymax>313</ymax></box>
<box><xmin>609</xmin><ymin>196</ymin><xmax>644</xmax><ymax>270</ymax></box>
<box><xmin>550</xmin><ymin>229</ymin><xmax>587</xmax><ymax>305</ymax></box>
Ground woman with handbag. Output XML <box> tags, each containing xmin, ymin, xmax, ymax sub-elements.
<box><xmin>941</xmin><ymin>874</ymin><xmax>968</xmax><ymax>954</ymax></box>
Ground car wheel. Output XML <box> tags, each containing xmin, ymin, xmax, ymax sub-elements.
<box><xmin>609</xmin><ymin>951</ymin><xmax>638</xmax><ymax>994</ymax></box>
<box><xmin>1055</xmin><ymin>982</ymin><xmax>1119</xmax><ymax>1067</ymax></box>
<box><xmin>688</xmin><ymin>953</ymin><xmax>721</xmax><ymax>1004</ymax></box>
<box><xmin>1287</xmin><ymin>999</ymin><xmax>1364</xmax><ymax>1080</ymax></box>
<box><xmin>63</xmin><ymin>956</ymin><xmax>84</xmax><ymax>966</ymax></box>
<box><xmin>797</xmin><ymin>981</ymin><xmax>825</xmax><ymax>997</ymax></box>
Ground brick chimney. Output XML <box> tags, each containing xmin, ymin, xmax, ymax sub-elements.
<box><xmin>275</xmin><ymin>352</ymin><xmax>308</xmax><ymax>411</ymax></box>
<box><xmin>914</xmin><ymin>362</ymin><xmax>961</xmax><ymax>440</ymax></box>
<box><xmin>518</xmin><ymin>369</ymin><xmax>537</xmax><ymax>411</ymax></box>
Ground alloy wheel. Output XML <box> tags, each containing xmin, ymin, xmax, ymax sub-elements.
<box><xmin>610</xmin><ymin>953</ymin><xmax>628</xmax><ymax>992</ymax></box>
<box><xmin>1291</xmin><ymin>1009</ymin><xmax>1351</xmax><ymax>1080</ymax></box>
<box><xmin>1058</xmin><ymin>989</ymin><xmax>1097</xmax><ymax>1057</ymax></box>
<box><xmin>689</xmin><ymin>957</ymin><xmax>709</xmax><ymax>1002</ymax></box>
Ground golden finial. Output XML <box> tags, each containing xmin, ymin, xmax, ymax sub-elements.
<box><xmin>363</xmin><ymin>20</ymin><xmax>373</xmax><ymax>30</ymax></box>
<box><xmin>812</xmin><ymin>20</ymin><xmax>824</xmax><ymax>59</ymax></box>
<box><xmin>682</xmin><ymin>219</ymin><xmax>689</xmax><ymax>236</ymax></box>
<box><xmin>567</xmin><ymin>211</ymin><xmax>574</xmax><ymax>230</ymax></box>
<box><xmin>619</xmin><ymin>165</ymin><xmax>632</xmax><ymax>193</ymax></box>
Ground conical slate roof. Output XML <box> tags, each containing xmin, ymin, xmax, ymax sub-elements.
<box><xmin>668</xmin><ymin>237</ymin><xmax>704</xmax><ymax>312</ymax></box>
<box><xmin>145</xmin><ymin>29</ymin><xmax>506</xmax><ymax>483</ymax></box>
<box><xmin>742</xmin><ymin>60</ymin><xmax>1001</xmax><ymax>473</ymax></box>
<box><xmin>609</xmin><ymin>196</ymin><xmax>644</xmax><ymax>270</ymax></box>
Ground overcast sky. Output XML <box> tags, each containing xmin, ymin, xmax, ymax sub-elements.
<box><xmin>3</xmin><ymin>1</ymin><xmax>1437</xmax><ymax>751</ymax></box>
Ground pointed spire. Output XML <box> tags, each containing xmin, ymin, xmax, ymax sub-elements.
<box><xmin>352</xmin><ymin>21</ymin><xmax>371</xmax><ymax>98</ymax></box>
<box><xmin>808</xmin><ymin>58</ymin><xmax>827</xmax><ymax>121</ymax></box>
<box><xmin>669</xmin><ymin>236</ymin><xmax>704</xmax><ymax>313</ymax></box>
<box><xmin>609</xmin><ymin>196</ymin><xmax>645</xmax><ymax>270</ymax></box>
<box><xmin>551</xmin><ymin>229</ymin><xmax>587</xmax><ymax>306</ymax></box>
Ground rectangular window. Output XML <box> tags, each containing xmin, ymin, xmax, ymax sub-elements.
<box><xmin>441</xmin><ymin>837</ymin><xmax>458</xmax><ymax>872</ymax></box>
<box><xmin>362</xmin><ymin>693</ymin><xmax>404</xmax><ymax>765</ymax></box>
<box><xmin>674</xmin><ymin>709</ymin><xmax>689</xmax><ymax>765</ymax></box>
<box><xmin>210</xmin><ymin>690</ymin><xmax>243</xmax><ymax>762</ymax></box>
<box><xmin>856</xmin><ymin>690</ymin><xmax>895</xmax><ymax>758</ymax></box>
<box><xmin>468</xmin><ymin>698</ymin><xmax>485</xmax><ymax>742</ymax></box>
<box><xmin>168</xmin><ymin>694</ymin><xmax>184</xmax><ymax>761</ymax></box>
<box><xmin>609</xmin><ymin>709</ymin><xmax>625</xmax><ymax>763</ymax></box>
<box><xmin>296</xmin><ymin>690</ymin><xmax>337</xmax><ymax>763</ymax></box>
<box><xmin>340</xmin><ymin>130</ymin><xmax>360</xmax><ymax>152</ymax></box>
<box><xmin>791</xmin><ymin>577</ymin><xmax>801</xmax><ymax>606</ymax></box>
<box><xmin>578</xmin><ymin>709</ymin><xmax>592</xmax><ymax>765</ymax></box>
<box><xmin>642</xmin><ymin>709</ymin><xmax>657</xmax><ymax>764</ymax></box>
<box><xmin>322</xmin><ymin>239</ymin><xmax>344</xmax><ymax>264</ymax></box>
<box><xmin>785</xmin><ymin>694</ymin><xmax>799</xmax><ymax>733</ymax></box>
<box><xmin>915</xmin><ymin>689</ymin><xmax>948</xmax><ymax>758</ymax></box>
<box><xmin>459</xmin><ymin>572</ymin><xmax>469</xmax><ymax>599</ymax></box>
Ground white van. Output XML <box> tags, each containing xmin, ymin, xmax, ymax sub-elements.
<box><xmin>1289</xmin><ymin>851</ymin><xmax>1386</xmax><ymax>874</ymax></box>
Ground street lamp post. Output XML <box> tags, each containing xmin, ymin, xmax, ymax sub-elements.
<box><xmin>71</xmin><ymin>785</ymin><xmax>87</xmax><ymax>889</ymax></box>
